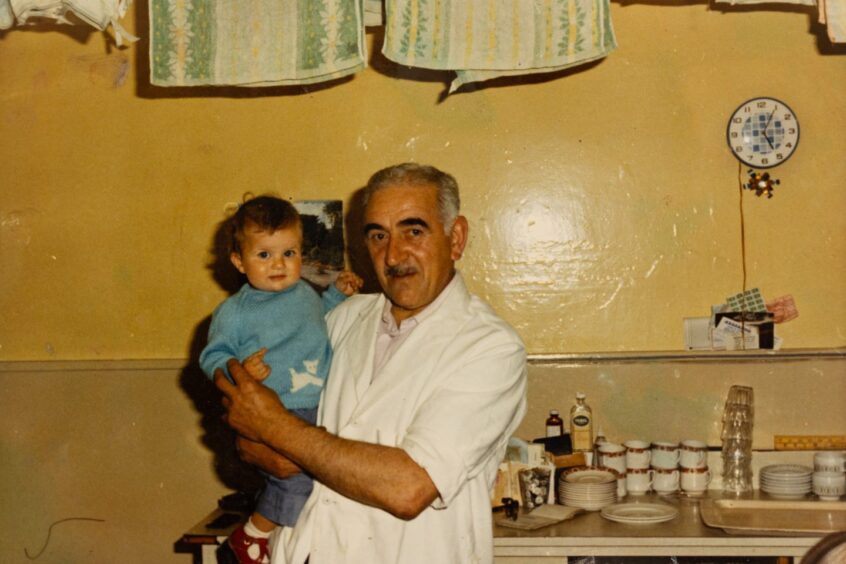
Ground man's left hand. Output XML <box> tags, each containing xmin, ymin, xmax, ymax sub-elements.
<box><xmin>215</xmin><ymin>358</ymin><xmax>285</xmax><ymax>442</ymax></box>
<box><xmin>236</xmin><ymin>436</ymin><xmax>302</xmax><ymax>479</ymax></box>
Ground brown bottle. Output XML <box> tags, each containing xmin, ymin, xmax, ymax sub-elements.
<box><xmin>545</xmin><ymin>409</ymin><xmax>564</xmax><ymax>437</ymax></box>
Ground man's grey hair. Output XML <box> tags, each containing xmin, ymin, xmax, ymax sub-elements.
<box><xmin>363</xmin><ymin>163</ymin><xmax>461</xmax><ymax>233</ymax></box>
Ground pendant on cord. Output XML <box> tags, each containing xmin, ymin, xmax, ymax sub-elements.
<box><xmin>745</xmin><ymin>169</ymin><xmax>780</xmax><ymax>199</ymax></box>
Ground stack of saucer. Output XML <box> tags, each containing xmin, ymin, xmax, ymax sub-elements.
<box><xmin>558</xmin><ymin>467</ymin><xmax>618</xmax><ymax>511</ymax></box>
<box><xmin>760</xmin><ymin>464</ymin><xmax>813</xmax><ymax>499</ymax></box>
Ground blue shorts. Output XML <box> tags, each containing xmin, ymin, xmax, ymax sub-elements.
<box><xmin>254</xmin><ymin>407</ymin><xmax>317</xmax><ymax>527</ymax></box>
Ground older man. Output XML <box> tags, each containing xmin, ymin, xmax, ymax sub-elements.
<box><xmin>217</xmin><ymin>163</ymin><xmax>527</xmax><ymax>564</ymax></box>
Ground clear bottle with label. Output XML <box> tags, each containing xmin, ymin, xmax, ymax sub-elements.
<box><xmin>545</xmin><ymin>409</ymin><xmax>564</xmax><ymax>437</ymax></box>
<box><xmin>570</xmin><ymin>393</ymin><xmax>594</xmax><ymax>452</ymax></box>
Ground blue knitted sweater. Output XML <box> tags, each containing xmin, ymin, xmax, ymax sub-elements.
<box><xmin>199</xmin><ymin>280</ymin><xmax>346</xmax><ymax>410</ymax></box>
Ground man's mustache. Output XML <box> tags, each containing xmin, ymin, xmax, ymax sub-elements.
<box><xmin>385</xmin><ymin>264</ymin><xmax>417</xmax><ymax>277</ymax></box>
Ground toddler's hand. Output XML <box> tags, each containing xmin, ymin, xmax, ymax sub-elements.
<box><xmin>243</xmin><ymin>348</ymin><xmax>271</xmax><ymax>381</ymax></box>
<box><xmin>335</xmin><ymin>270</ymin><xmax>364</xmax><ymax>297</ymax></box>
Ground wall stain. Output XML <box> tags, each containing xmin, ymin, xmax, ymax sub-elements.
<box><xmin>68</xmin><ymin>53</ymin><xmax>129</xmax><ymax>89</ymax></box>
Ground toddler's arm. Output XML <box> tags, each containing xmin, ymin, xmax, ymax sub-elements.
<box><xmin>243</xmin><ymin>348</ymin><xmax>271</xmax><ymax>381</ymax></box>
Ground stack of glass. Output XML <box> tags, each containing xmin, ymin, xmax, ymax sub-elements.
<box><xmin>721</xmin><ymin>385</ymin><xmax>754</xmax><ymax>493</ymax></box>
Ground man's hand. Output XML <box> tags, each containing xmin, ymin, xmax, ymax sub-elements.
<box><xmin>215</xmin><ymin>358</ymin><xmax>286</xmax><ymax>442</ymax></box>
<box><xmin>236</xmin><ymin>436</ymin><xmax>302</xmax><ymax>479</ymax></box>
<box><xmin>243</xmin><ymin>348</ymin><xmax>271</xmax><ymax>381</ymax></box>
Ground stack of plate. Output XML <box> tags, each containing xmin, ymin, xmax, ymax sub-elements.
<box><xmin>600</xmin><ymin>502</ymin><xmax>679</xmax><ymax>525</ymax></box>
<box><xmin>558</xmin><ymin>467</ymin><xmax>618</xmax><ymax>511</ymax></box>
<box><xmin>760</xmin><ymin>464</ymin><xmax>813</xmax><ymax>499</ymax></box>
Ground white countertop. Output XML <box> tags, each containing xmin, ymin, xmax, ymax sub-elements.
<box><xmin>493</xmin><ymin>492</ymin><xmax>830</xmax><ymax>559</ymax></box>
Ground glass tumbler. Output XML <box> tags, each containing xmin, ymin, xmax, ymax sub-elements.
<box><xmin>721</xmin><ymin>386</ymin><xmax>754</xmax><ymax>493</ymax></box>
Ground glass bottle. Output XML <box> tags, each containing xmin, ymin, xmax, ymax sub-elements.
<box><xmin>592</xmin><ymin>428</ymin><xmax>607</xmax><ymax>468</ymax></box>
<box><xmin>545</xmin><ymin>409</ymin><xmax>564</xmax><ymax>437</ymax></box>
<box><xmin>570</xmin><ymin>393</ymin><xmax>594</xmax><ymax>452</ymax></box>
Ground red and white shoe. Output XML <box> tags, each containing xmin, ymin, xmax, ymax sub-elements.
<box><xmin>224</xmin><ymin>525</ymin><xmax>270</xmax><ymax>564</ymax></box>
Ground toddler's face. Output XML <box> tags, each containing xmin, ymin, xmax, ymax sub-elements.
<box><xmin>231</xmin><ymin>225</ymin><xmax>302</xmax><ymax>292</ymax></box>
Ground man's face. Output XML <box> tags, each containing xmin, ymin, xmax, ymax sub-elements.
<box><xmin>364</xmin><ymin>183</ymin><xmax>467</xmax><ymax>322</ymax></box>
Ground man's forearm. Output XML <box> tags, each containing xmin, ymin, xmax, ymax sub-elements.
<box><xmin>261</xmin><ymin>410</ymin><xmax>438</xmax><ymax>520</ymax></box>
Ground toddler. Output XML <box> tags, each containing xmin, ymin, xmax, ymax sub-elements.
<box><xmin>200</xmin><ymin>195</ymin><xmax>361</xmax><ymax>564</ymax></box>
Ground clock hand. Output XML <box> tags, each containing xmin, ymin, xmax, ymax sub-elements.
<box><xmin>763</xmin><ymin>105</ymin><xmax>778</xmax><ymax>130</ymax></box>
<box><xmin>763</xmin><ymin>132</ymin><xmax>775</xmax><ymax>150</ymax></box>
<box><xmin>761</xmin><ymin>105</ymin><xmax>778</xmax><ymax>151</ymax></box>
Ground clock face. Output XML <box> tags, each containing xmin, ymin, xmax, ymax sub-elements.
<box><xmin>726</xmin><ymin>97</ymin><xmax>799</xmax><ymax>169</ymax></box>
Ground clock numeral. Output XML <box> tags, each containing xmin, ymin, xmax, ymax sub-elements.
<box><xmin>730</xmin><ymin>132</ymin><xmax>738</xmax><ymax>138</ymax></box>
<box><xmin>743</xmin><ymin>106</ymin><xmax>752</xmax><ymax>113</ymax></box>
<box><xmin>785</xmin><ymin>142</ymin><xmax>793</xmax><ymax>148</ymax></box>
<box><xmin>756</xmin><ymin>101</ymin><xmax>767</xmax><ymax>108</ymax></box>
<box><xmin>735</xmin><ymin>146</ymin><xmax>744</xmax><ymax>153</ymax></box>
<box><xmin>761</xmin><ymin>158</ymin><xmax>769</xmax><ymax>165</ymax></box>
<box><xmin>783</xmin><ymin>114</ymin><xmax>792</xmax><ymax>121</ymax></box>
<box><xmin>733</xmin><ymin>117</ymin><xmax>743</xmax><ymax>124</ymax></box>
<box><xmin>788</xmin><ymin>128</ymin><xmax>796</xmax><ymax>134</ymax></box>
<box><xmin>776</xmin><ymin>153</ymin><xmax>784</xmax><ymax>160</ymax></box>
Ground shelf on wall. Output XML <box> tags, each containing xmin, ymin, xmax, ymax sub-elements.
<box><xmin>528</xmin><ymin>348</ymin><xmax>846</xmax><ymax>365</ymax></box>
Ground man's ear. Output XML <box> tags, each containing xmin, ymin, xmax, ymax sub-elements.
<box><xmin>230</xmin><ymin>252</ymin><xmax>246</xmax><ymax>274</ymax></box>
<box><xmin>449</xmin><ymin>216</ymin><xmax>469</xmax><ymax>261</ymax></box>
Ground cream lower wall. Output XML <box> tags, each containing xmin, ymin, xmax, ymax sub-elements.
<box><xmin>0</xmin><ymin>361</ymin><xmax>247</xmax><ymax>564</ymax></box>
<box><xmin>1</xmin><ymin>354</ymin><xmax>842</xmax><ymax>563</ymax></box>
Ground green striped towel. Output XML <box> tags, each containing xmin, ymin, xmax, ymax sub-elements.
<box><xmin>382</xmin><ymin>0</ymin><xmax>617</xmax><ymax>92</ymax></box>
<box><xmin>149</xmin><ymin>0</ymin><xmax>367</xmax><ymax>86</ymax></box>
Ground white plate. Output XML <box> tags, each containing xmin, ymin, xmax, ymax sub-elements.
<box><xmin>761</xmin><ymin>475</ymin><xmax>812</xmax><ymax>482</ymax></box>
<box><xmin>761</xmin><ymin>482</ymin><xmax>812</xmax><ymax>489</ymax></box>
<box><xmin>563</xmin><ymin>468</ymin><xmax>617</xmax><ymax>485</ymax></box>
<box><xmin>763</xmin><ymin>492</ymin><xmax>812</xmax><ymax>500</ymax></box>
<box><xmin>761</xmin><ymin>479</ymin><xmax>812</xmax><ymax>486</ymax></box>
<box><xmin>560</xmin><ymin>486</ymin><xmax>617</xmax><ymax>495</ymax></box>
<box><xmin>561</xmin><ymin>491</ymin><xmax>616</xmax><ymax>497</ymax></box>
<box><xmin>600</xmin><ymin>503</ymin><xmax>679</xmax><ymax>524</ymax></box>
<box><xmin>563</xmin><ymin>500</ymin><xmax>617</xmax><ymax>511</ymax></box>
<box><xmin>761</xmin><ymin>465</ymin><xmax>813</xmax><ymax>478</ymax></box>
<box><xmin>762</xmin><ymin>484</ymin><xmax>812</xmax><ymax>492</ymax></box>
<box><xmin>560</xmin><ymin>495</ymin><xmax>616</xmax><ymax>503</ymax></box>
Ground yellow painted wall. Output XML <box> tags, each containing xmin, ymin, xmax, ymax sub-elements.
<box><xmin>1</xmin><ymin>4</ymin><xmax>845</xmax><ymax>360</ymax></box>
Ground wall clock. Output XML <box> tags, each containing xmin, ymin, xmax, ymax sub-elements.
<box><xmin>726</xmin><ymin>97</ymin><xmax>799</xmax><ymax>169</ymax></box>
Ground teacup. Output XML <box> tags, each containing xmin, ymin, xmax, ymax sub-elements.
<box><xmin>652</xmin><ymin>467</ymin><xmax>680</xmax><ymax>495</ymax></box>
<box><xmin>624</xmin><ymin>440</ymin><xmax>652</xmax><ymax>470</ymax></box>
<box><xmin>814</xmin><ymin>451</ymin><xmax>846</xmax><ymax>473</ymax></box>
<box><xmin>651</xmin><ymin>441</ymin><xmax>680</xmax><ymax>469</ymax></box>
<box><xmin>598</xmin><ymin>443</ymin><xmax>627</xmax><ymax>475</ymax></box>
<box><xmin>680</xmin><ymin>466</ymin><xmax>711</xmax><ymax>495</ymax></box>
<box><xmin>813</xmin><ymin>471</ymin><xmax>846</xmax><ymax>501</ymax></box>
<box><xmin>680</xmin><ymin>439</ymin><xmax>708</xmax><ymax>469</ymax></box>
<box><xmin>626</xmin><ymin>467</ymin><xmax>652</xmax><ymax>495</ymax></box>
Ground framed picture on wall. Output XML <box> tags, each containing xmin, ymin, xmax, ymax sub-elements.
<box><xmin>294</xmin><ymin>200</ymin><xmax>345</xmax><ymax>289</ymax></box>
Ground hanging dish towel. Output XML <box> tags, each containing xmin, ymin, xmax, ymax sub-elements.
<box><xmin>818</xmin><ymin>0</ymin><xmax>846</xmax><ymax>42</ymax></box>
<box><xmin>382</xmin><ymin>0</ymin><xmax>617</xmax><ymax>93</ymax></box>
<box><xmin>5</xmin><ymin>0</ymin><xmax>137</xmax><ymax>45</ymax></box>
<box><xmin>149</xmin><ymin>0</ymin><xmax>367</xmax><ymax>87</ymax></box>
<box><xmin>0</xmin><ymin>0</ymin><xmax>13</xmax><ymax>28</ymax></box>
<box><xmin>715</xmin><ymin>0</ymin><xmax>845</xmax><ymax>43</ymax></box>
